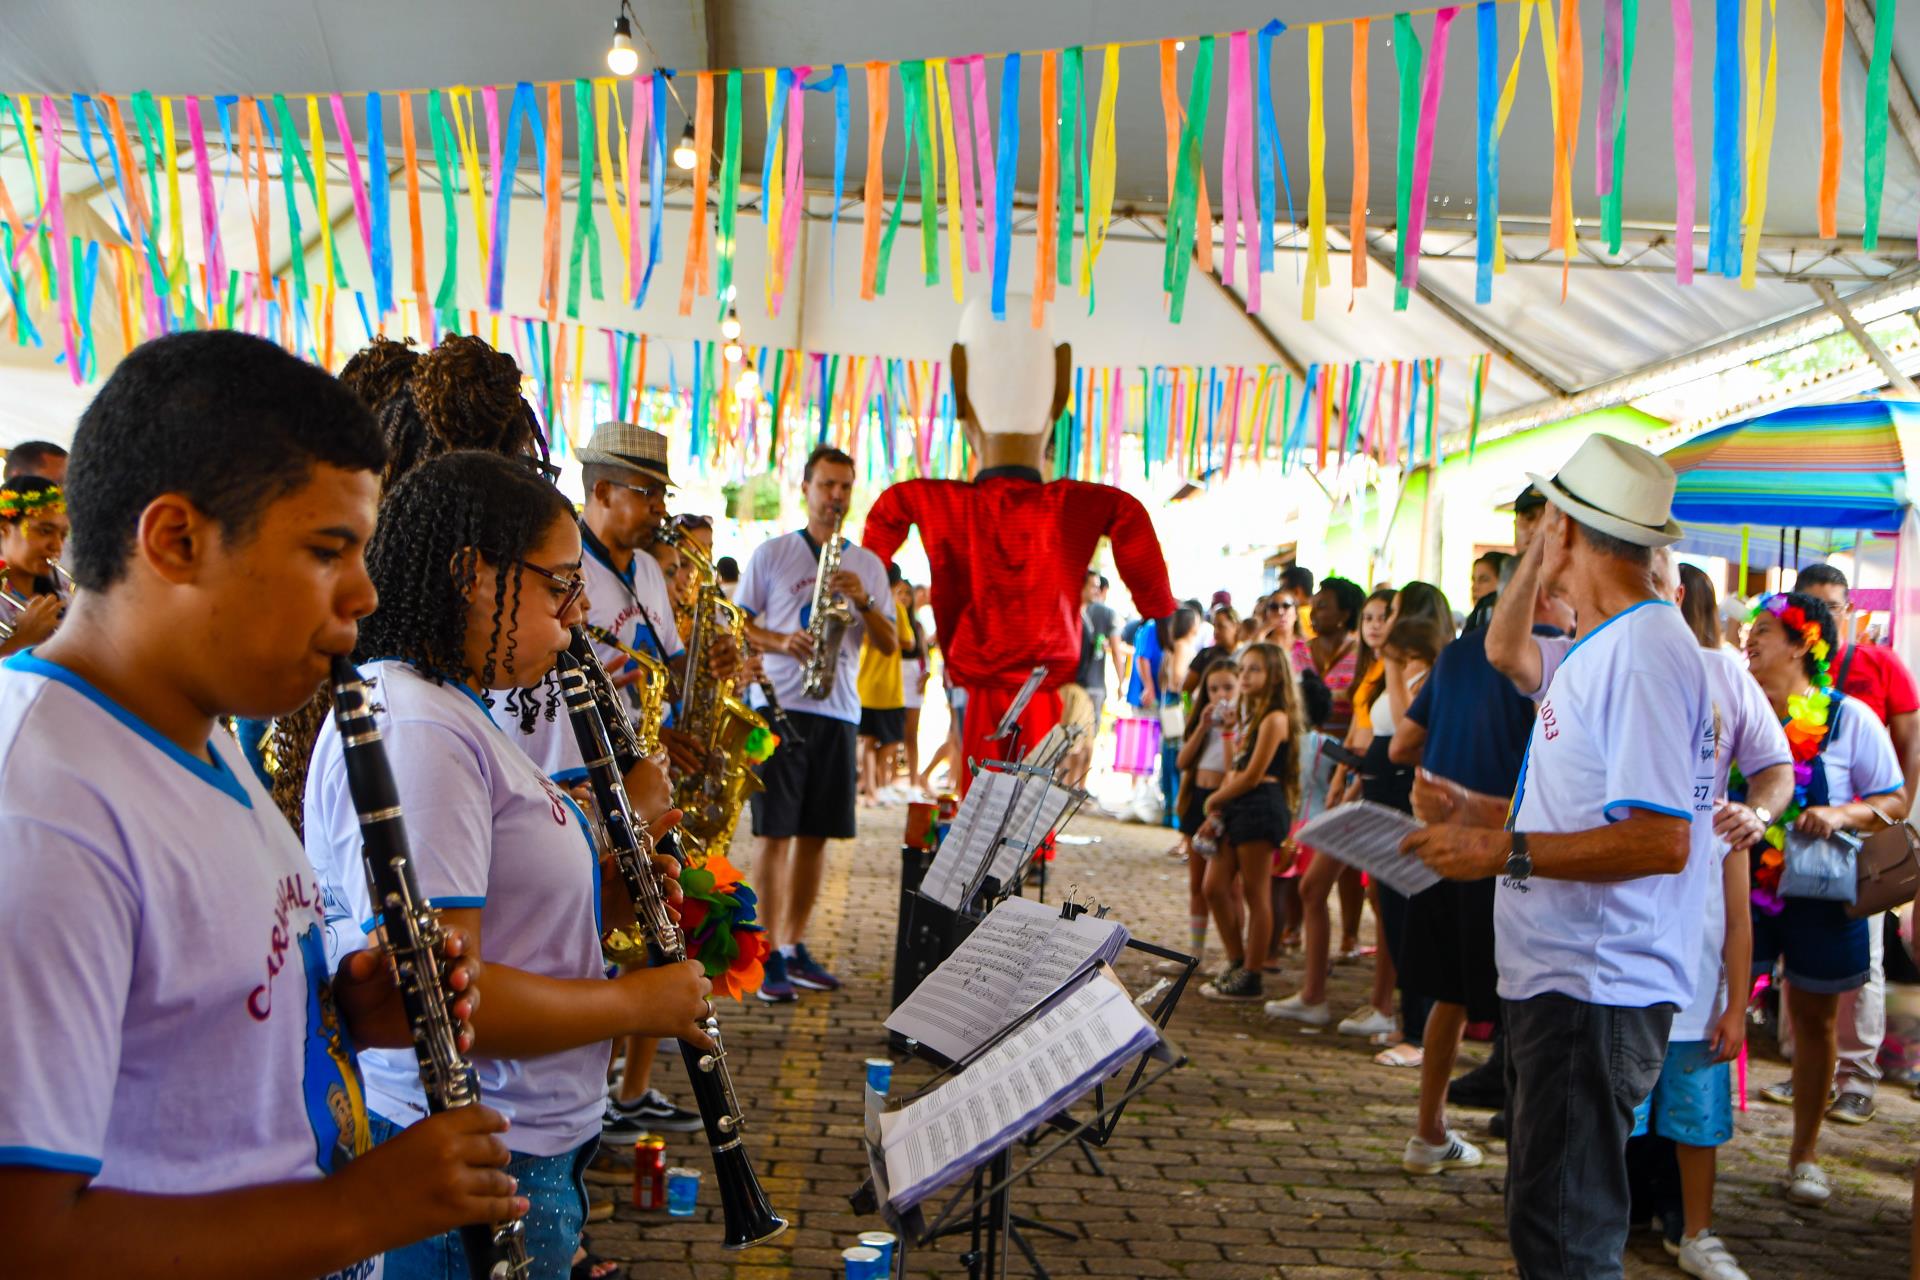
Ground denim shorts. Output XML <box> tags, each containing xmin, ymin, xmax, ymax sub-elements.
<box><xmin>1630</xmin><ymin>1040</ymin><xmax>1734</xmax><ymax>1147</ymax></box>
<box><xmin>368</xmin><ymin>1112</ymin><xmax>597</xmax><ymax>1280</ymax></box>
<box><xmin>1750</xmin><ymin>896</ymin><xmax>1871</xmax><ymax>994</ymax></box>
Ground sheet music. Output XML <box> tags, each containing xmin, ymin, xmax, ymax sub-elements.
<box><xmin>984</xmin><ymin>782</ymin><xmax>1080</xmax><ymax>889</ymax></box>
<box><xmin>1293</xmin><ymin>801</ymin><xmax>1441</xmax><ymax>896</ymax></box>
<box><xmin>919</xmin><ymin>770</ymin><xmax>1021</xmax><ymax>909</ymax></box>
<box><xmin>885</xmin><ymin>896</ymin><xmax>1130</xmax><ymax>1061</ymax></box>
<box><xmin>879</xmin><ymin>975</ymin><xmax>1159</xmax><ymax>1210</ymax></box>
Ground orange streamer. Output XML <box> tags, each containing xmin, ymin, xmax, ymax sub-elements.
<box><xmin>540</xmin><ymin>84</ymin><xmax>564</xmax><ymax>320</ymax></box>
<box><xmin>1350</xmin><ymin>19</ymin><xmax>1370</xmax><ymax>297</ymax></box>
<box><xmin>860</xmin><ymin>63</ymin><xmax>890</xmax><ymax>301</ymax></box>
<box><xmin>1156</xmin><ymin>41</ymin><xmax>1214</xmax><ymax>283</ymax></box>
<box><xmin>239</xmin><ymin>98</ymin><xmax>273</xmax><ymax>290</ymax></box>
<box><xmin>1552</xmin><ymin>0</ymin><xmax>1582</xmax><ymax>296</ymax></box>
<box><xmin>398</xmin><ymin>93</ymin><xmax>429</xmax><ymax>315</ymax></box>
<box><xmin>678</xmin><ymin>73</ymin><xmax>715</xmax><ymax>316</ymax></box>
<box><xmin>1034</xmin><ymin>51</ymin><xmax>1058</xmax><ymax>326</ymax></box>
<box><xmin>1819</xmin><ymin>0</ymin><xmax>1842</xmax><ymax>238</ymax></box>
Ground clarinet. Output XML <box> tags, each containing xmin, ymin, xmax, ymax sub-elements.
<box><xmin>554</xmin><ymin>651</ymin><xmax>789</xmax><ymax>1250</ymax></box>
<box><xmin>328</xmin><ymin>658</ymin><xmax>532</xmax><ymax>1280</ymax></box>
<box><xmin>568</xmin><ymin>626</ymin><xmax>646</xmax><ymax>772</ymax></box>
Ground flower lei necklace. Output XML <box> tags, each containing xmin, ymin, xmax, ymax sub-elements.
<box><xmin>0</xmin><ymin>482</ymin><xmax>64</xmax><ymax>521</ymax></box>
<box><xmin>1733</xmin><ymin>594</ymin><xmax>1834</xmax><ymax>913</ymax></box>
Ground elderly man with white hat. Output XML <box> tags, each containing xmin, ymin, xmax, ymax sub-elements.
<box><xmin>1405</xmin><ymin>434</ymin><xmax>1719</xmax><ymax>1280</ymax></box>
<box><xmin>861</xmin><ymin>295</ymin><xmax>1176</xmax><ymax>790</ymax></box>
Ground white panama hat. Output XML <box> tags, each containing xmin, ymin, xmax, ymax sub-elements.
<box><xmin>1525</xmin><ymin>434</ymin><xmax>1684</xmax><ymax>548</ymax></box>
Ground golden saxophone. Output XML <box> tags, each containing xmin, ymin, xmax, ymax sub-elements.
<box><xmin>583</xmin><ymin>624</ymin><xmax>669</xmax><ymax>760</ymax></box>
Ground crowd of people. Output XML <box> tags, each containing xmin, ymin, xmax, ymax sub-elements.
<box><xmin>1076</xmin><ymin>435</ymin><xmax>1920</xmax><ymax>1280</ymax></box>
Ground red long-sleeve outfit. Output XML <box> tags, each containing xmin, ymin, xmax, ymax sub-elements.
<box><xmin>862</xmin><ymin>467</ymin><xmax>1176</xmax><ymax>783</ymax></box>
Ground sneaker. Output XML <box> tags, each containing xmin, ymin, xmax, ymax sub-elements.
<box><xmin>1334</xmin><ymin>943</ymin><xmax>1371</xmax><ymax>965</ymax></box>
<box><xmin>1401</xmin><ymin>1131</ymin><xmax>1484</xmax><ymax>1175</ymax></box>
<box><xmin>1448</xmin><ymin>1057</ymin><xmax>1508</xmax><ymax>1110</ymax></box>
<box><xmin>603</xmin><ymin>1088</ymin><xmax>703</xmax><ymax>1135</ymax></box>
<box><xmin>1758</xmin><ymin>1078</ymin><xmax>1795</xmax><ymax>1105</ymax></box>
<box><xmin>757</xmin><ymin>948</ymin><xmax>798</xmax><ymax>1003</ymax></box>
<box><xmin>1200</xmin><ymin>967</ymin><xmax>1264</xmax><ymax>1000</ymax></box>
<box><xmin>1667</xmin><ymin>1231</ymin><xmax>1750</xmax><ymax>1280</ymax></box>
<box><xmin>1262</xmin><ymin>992</ymin><xmax>1333</xmax><ymax>1026</ymax></box>
<box><xmin>1827</xmin><ymin>1092</ymin><xmax>1876</xmax><ymax>1125</ymax></box>
<box><xmin>786</xmin><ymin>942</ymin><xmax>841</xmax><ymax>992</ymax></box>
<box><xmin>1783</xmin><ymin>1161</ymin><xmax>1831</xmax><ymax>1207</ymax></box>
<box><xmin>1337</xmin><ymin>1006</ymin><xmax>1398</xmax><ymax>1038</ymax></box>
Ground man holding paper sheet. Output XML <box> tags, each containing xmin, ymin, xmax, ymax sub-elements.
<box><xmin>1402</xmin><ymin>436</ymin><xmax>1717</xmax><ymax>1280</ymax></box>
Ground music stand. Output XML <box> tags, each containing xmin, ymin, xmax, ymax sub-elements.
<box><xmin>981</xmin><ymin>665</ymin><xmax>1051</xmax><ymax>764</ymax></box>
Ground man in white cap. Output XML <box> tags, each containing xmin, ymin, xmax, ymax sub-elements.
<box><xmin>862</xmin><ymin>295</ymin><xmax>1175</xmax><ymax>789</ymax></box>
<box><xmin>1405</xmin><ymin>434</ymin><xmax>1718</xmax><ymax>1280</ymax></box>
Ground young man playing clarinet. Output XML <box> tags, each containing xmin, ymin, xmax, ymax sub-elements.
<box><xmin>0</xmin><ymin>331</ymin><xmax>520</xmax><ymax>1279</ymax></box>
<box><xmin>738</xmin><ymin>445</ymin><xmax>895</xmax><ymax>1001</ymax></box>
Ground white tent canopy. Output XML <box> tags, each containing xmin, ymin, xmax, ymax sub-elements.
<box><xmin>2</xmin><ymin>0</ymin><xmax>1918</xmax><ymax>452</ymax></box>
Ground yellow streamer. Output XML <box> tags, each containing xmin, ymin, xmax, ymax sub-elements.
<box><xmin>1741</xmin><ymin>0</ymin><xmax>1778</xmax><ymax>286</ymax></box>
<box><xmin>1305</xmin><ymin>25</ymin><xmax>1330</xmax><ymax>320</ymax></box>
<box><xmin>570</xmin><ymin>321</ymin><xmax>587</xmax><ymax>449</ymax></box>
<box><xmin>1492</xmin><ymin>0</ymin><xmax>1540</xmax><ymax>273</ymax></box>
<box><xmin>764</xmin><ymin>68</ymin><xmax>783</xmax><ymax>312</ymax></box>
<box><xmin>161</xmin><ymin>97</ymin><xmax>185</xmax><ymax>285</ymax></box>
<box><xmin>1083</xmin><ymin>45</ymin><xmax>1121</xmax><ymax>295</ymax></box>
<box><xmin>307</xmin><ymin>95</ymin><xmax>339</xmax><ymax>293</ymax></box>
<box><xmin>594</xmin><ymin>80</ymin><xmax>631</xmax><ymax>281</ymax></box>
<box><xmin>933</xmin><ymin>58</ymin><xmax>965</xmax><ymax>302</ymax></box>
<box><xmin>450</xmin><ymin>88</ymin><xmax>491</xmax><ymax>279</ymax></box>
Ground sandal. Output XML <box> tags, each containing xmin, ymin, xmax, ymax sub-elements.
<box><xmin>1374</xmin><ymin>1042</ymin><xmax>1425</xmax><ymax>1068</ymax></box>
<box><xmin>572</xmin><ymin>1249</ymin><xmax>621</xmax><ymax>1280</ymax></box>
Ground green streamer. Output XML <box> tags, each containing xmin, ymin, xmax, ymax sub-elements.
<box><xmin>1163</xmin><ymin>35</ymin><xmax>1216</xmax><ymax>323</ymax></box>
<box><xmin>267</xmin><ymin>100</ymin><xmax>308</xmax><ymax>299</ymax></box>
<box><xmin>1424</xmin><ymin>360</ymin><xmax>1439</xmax><ymax>461</ymax></box>
<box><xmin>270</xmin><ymin>93</ymin><xmax>347</xmax><ymax>289</ymax></box>
<box><xmin>426</xmin><ymin>90</ymin><xmax>461</xmax><ymax>319</ymax></box>
<box><xmin>914</xmin><ymin>61</ymin><xmax>940</xmax><ymax>284</ymax></box>
<box><xmin>715</xmin><ymin>70</ymin><xmax>744</xmax><ymax>314</ymax></box>
<box><xmin>877</xmin><ymin>64</ymin><xmax>923</xmax><ymax>295</ymax></box>
<box><xmin>1345</xmin><ymin>363</ymin><xmax>1364</xmax><ymax>452</ymax></box>
<box><xmin>126</xmin><ymin>92</ymin><xmax>175</xmax><ymax>306</ymax></box>
<box><xmin>1393</xmin><ymin>14</ymin><xmax>1424</xmax><ymax>312</ymax></box>
<box><xmin>1057</xmin><ymin>46</ymin><xmax>1084</xmax><ymax>287</ymax></box>
<box><xmin>566</xmin><ymin>79</ymin><xmax>603</xmax><ymax>318</ymax></box>
<box><xmin>768</xmin><ymin>347</ymin><xmax>786</xmax><ymax>460</ymax></box>
<box><xmin>1602</xmin><ymin>0</ymin><xmax>1641</xmax><ymax>253</ymax></box>
<box><xmin>1864</xmin><ymin>0</ymin><xmax>1901</xmax><ymax>248</ymax></box>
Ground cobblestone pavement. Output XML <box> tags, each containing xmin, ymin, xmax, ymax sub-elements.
<box><xmin>585</xmin><ymin>811</ymin><xmax>1920</xmax><ymax>1279</ymax></box>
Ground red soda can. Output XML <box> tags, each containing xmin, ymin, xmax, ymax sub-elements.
<box><xmin>632</xmin><ymin>1135</ymin><xmax>667</xmax><ymax>1210</ymax></box>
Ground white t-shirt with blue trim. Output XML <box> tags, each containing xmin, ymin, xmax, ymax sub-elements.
<box><xmin>736</xmin><ymin>530</ymin><xmax>891</xmax><ymax>725</ymax></box>
<box><xmin>0</xmin><ymin>652</ymin><xmax>378</xmax><ymax>1279</ymax></box>
<box><xmin>305</xmin><ymin>660</ymin><xmax>607</xmax><ymax>1158</ymax></box>
<box><xmin>1501</xmin><ymin>600</ymin><xmax>1719</xmax><ymax>1008</ymax></box>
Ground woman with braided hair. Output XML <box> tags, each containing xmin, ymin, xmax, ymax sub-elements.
<box><xmin>304</xmin><ymin>449</ymin><xmax>712</xmax><ymax>1280</ymax></box>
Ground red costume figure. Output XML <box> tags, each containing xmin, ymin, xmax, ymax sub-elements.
<box><xmin>862</xmin><ymin>297</ymin><xmax>1175</xmax><ymax>785</ymax></box>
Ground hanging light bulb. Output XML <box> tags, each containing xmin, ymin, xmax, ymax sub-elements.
<box><xmin>720</xmin><ymin>309</ymin><xmax>742</xmax><ymax>341</ymax></box>
<box><xmin>606</xmin><ymin>12</ymin><xmax>641</xmax><ymax>77</ymax></box>
<box><xmin>735</xmin><ymin>366</ymin><xmax>761</xmax><ymax>397</ymax></box>
<box><xmin>723</xmin><ymin>339</ymin><xmax>744</xmax><ymax>364</ymax></box>
<box><xmin>673</xmin><ymin>124</ymin><xmax>699</xmax><ymax>171</ymax></box>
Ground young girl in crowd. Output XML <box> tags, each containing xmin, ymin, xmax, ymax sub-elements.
<box><xmin>1199</xmin><ymin>643</ymin><xmax>1300</xmax><ymax>1001</ymax></box>
<box><xmin>1176</xmin><ymin>657</ymin><xmax>1240</xmax><ymax>965</ymax></box>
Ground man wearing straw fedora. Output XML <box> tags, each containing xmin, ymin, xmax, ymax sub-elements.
<box><xmin>1406</xmin><ymin>435</ymin><xmax>1718</xmax><ymax>1279</ymax></box>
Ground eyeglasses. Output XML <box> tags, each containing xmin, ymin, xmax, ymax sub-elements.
<box><xmin>516</xmin><ymin>454</ymin><xmax>563</xmax><ymax>485</ymax></box>
<box><xmin>672</xmin><ymin>513</ymin><xmax>712</xmax><ymax>531</ymax></box>
<box><xmin>613</xmin><ymin>480</ymin><xmax>667</xmax><ymax>502</ymax></box>
<box><xmin>505</xmin><ymin>556</ymin><xmax>586</xmax><ymax>617</ymax></box>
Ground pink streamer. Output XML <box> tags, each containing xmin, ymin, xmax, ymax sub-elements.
<box><xmin>328</xmin><ymin>93</ymin><xmax>375</xmax><ymax>265</ymax></box>
<box><xmin>629</xmin><ymin>77</ymin><xmax>650</xmax><ymax>303</ymax></box>
<box><xmin>1223</xmin><ymin>369</ymin><xmax>1246</xmax><ymax>475</ymax></box>
<box><xmin>1107</xmin><ymin>366</ymin><xmax>1126</xmax><ymax>484</ymax></box>
<box><xmin>482</xmin><ymin>86</ymin><xmax>503</xmax><ymax>239</ymax></box>
<box><xmin>1403</xmin><ymin>8</ymin><xmax>1459</xmax><ymax>290</ymax></box>
<box><xmin>969</xmin><ymin>58</ymin><xmax>997</xmax><ymax>267</ymax></box>
<box><xmin>1220</xmin><ymin>32</ymin><xmax>1252</xmax><ymax>298</ymax></box>
<box><xmin>39</xmin><ymin>98</ymin><xmax>79</xmax><ymax>383</ymax></box>
<box><xmin>183</xmin><ymin>96</ymin><xmax>225</xmax><ymax>311</ymax></box>
<box><xmin>775</xmin><ymin>67</ymin><xmax>810</xmax><ymax>313</ymax></box>
<box><xmin>949</xmin><ymin>59</ymin><xmax>981</xmax><ymax>271</ymax></box>
<box><xmin>1671</xmin><ymin>0</ymin><xmax>1697</xmax><ymax>284</ymax></box>
<box><xmin>1597</xmin><ymin>0</ymin><xmax>1625</xmax><ymax>194</ymax></box>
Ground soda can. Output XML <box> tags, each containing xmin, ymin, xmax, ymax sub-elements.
<box><xmin>858</xmin><ymin>1230</ymin><xmax>898</xmax><ymax>1273</ymax></box>
<box><xmin>632</xmin><ymin>1134</ymin><xmax>667</xmax><ymax>1210</ymax></box>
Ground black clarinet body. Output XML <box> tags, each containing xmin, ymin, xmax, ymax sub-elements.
<box><xmin>568</xmin><ymin>627</ymin><xmax>646</xmax><ymax>773</ymax></box>
<box><xmin>328</xmin><ymin>657</ymin><xmax>532</xmax><ymax>1280</ymax></box>
<box><xmin>553</xmin><ymin>652</ymin><xmax>788</xmax><ymax>1250</ymax></box>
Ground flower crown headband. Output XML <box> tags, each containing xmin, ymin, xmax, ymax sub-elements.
<box><xmin>0</xmin><ymin>483</ymin><xmax>64</xmax><ymax>522</ymax></box>
<box><xmin>1752</xmin><ymin>594</ymin><xmax>1832</xmax><ymax>688</ymax></box>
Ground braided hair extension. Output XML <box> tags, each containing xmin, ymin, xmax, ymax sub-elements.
<box><xmin>337</xmin><ymin>335</ymin><xmax>421</xmax><ymax>417</ymax></box>
<box><xmin>376</xmin><ymin>334</ymin><xmax>548</xmax><ymax>490</ymax></box>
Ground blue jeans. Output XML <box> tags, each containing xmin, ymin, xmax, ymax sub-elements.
<box><xmin>1503</xmin><ymin>995</ymin><xmax>1672</xmax><ymax>1280</ymax></box>
<box><xmin>368</xmin><ymin>1113</ymin><xmax>596</xmax><ymax>1280</ymax></box>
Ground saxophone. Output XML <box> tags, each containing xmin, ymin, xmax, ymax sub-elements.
<box><xmin>798</xmin><ymin>513</ymin><xmax>855</xmax><ymax>701</ymax></box>
<box><xmin>583</xmin><ymin>624</ymin><xmax>669</xmax><ymax>760</ymax></box>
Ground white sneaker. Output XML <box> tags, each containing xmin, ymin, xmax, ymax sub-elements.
<box><xmin>1401</xmin><ymin>1131</ymin><xmax>1484</xmax><ymax>1175</ymax></box>
<box><xmin>1262</xmin><ymin>993</ymin><xmax>1333</xmax><ymax>1026</ymax></box>
<box><xmin>1783</xmin><ymin>1161</ymin><xmax>1831</xmax><ymax>1207</ymax></box>
<box><xmin>1336</xmin><ymin>1006</ymin><xmax>1398</xmax><ymax>1038</ymax></box>
<box><xmin>1667</xmin><ymin>1232</ymin><xmax>1750</xmax><ymax>1280</ymax></box>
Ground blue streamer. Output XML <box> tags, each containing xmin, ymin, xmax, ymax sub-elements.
<box><xmin>1708</xmin><ymin>0</ymin><xmax>1742</xmax><ymax>277</ymax></box>
<box><xmin>71</xmin><ymin>96</ymin><xmax>132</xmax><ymax>241</ymax></box>
<box><xmin>814</xmin><ymin>66</ymin><xmax>850</xmax><ymax>292</ymax></box>
<box><xmin>355</xmin><ymin>292</ymin><xmax>376</xmax><ymax>343</ymax></box>
<box><xmin>367</xmin><ymin>93</ymin><xmax>394</xmax><ymax>315</ymax></box>
<box><xmin>991</xmin><ymin>53</ymin><xmax>1022</xmax><ymax>320</ymax></box>
<box><xmin>214</xmin><ymin>95</ymin><xmax>239</xmax><ymax>212</ymax></box>
<box><xmin>1475</xmin><ymin>2</ymin><xmax>1498</xmax><ymax>303</ymax></box>
<box><xmin>1254</xmin><ymin>21</ymin><xmax>1298</xmax><ymax>275</ymax></box>
<box><xmin>761</xmin><ymin>68</ymin><xmax>794</xmax><ymax>225</ymax></box>
<box><xmin>489</xmin><ymin>84</ymin><xmax>535</xmax><ymax>311</ymax></box>
<box><xmin>1406</xmin><ymin>360</ymin><xmax>1422</xmax><ymax>459</ymax></box>
<box><xmin>638</xmin><ymin>75</ymin><xmax>667</xmax><ymax>310</ymax></box>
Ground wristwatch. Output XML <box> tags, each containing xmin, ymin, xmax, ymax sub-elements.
<box><xmin>1504</xmin><ymin>832</ymin><xmax>1533</xmax><ymax>889</ymax></box>
<box><xmin>1752</xmin><ymin>804</ymin><xmax>1775</xmax><ymax>828</ymax></box>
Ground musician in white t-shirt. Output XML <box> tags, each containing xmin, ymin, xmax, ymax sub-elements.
<box><xmin>0</xmin><ymin>331</ymin><xmax>518</xmax><ymax>1279</ymax></box>
<box><xmin>737</xmin><ymin>445</ymin><xmax>895</xmax><ymax>1001</ymax></box>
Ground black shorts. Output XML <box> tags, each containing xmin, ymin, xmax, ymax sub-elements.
<box><xmin>1400</xmin><ymin>877</ymin><xmax>1501</xmax><ymax>1022</ymax></box>
<box><xmin>1220</xmin><ymin>783</ymin><xmax>1291</xmax><ymax>848</ymax></box>
<box><xmin>858</xmin><ymin>706</ymin><xmax>907</xmax><ymax>746</ymax></box>
<box><xmin>750</xmin><ymin>711</ymin><xmax>858</xmax><ymax>839</ymax></box>
<box><xmin>1179</xmin><ymin>786</ymin><xmax>1216</xmax><ymax>836</ymax></box>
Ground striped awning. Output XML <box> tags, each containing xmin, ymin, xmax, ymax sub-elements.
<box><xmin>1665</xmin><ymin>400</ymin><xmax>1916</xmax><ymax>533</ymax></box>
